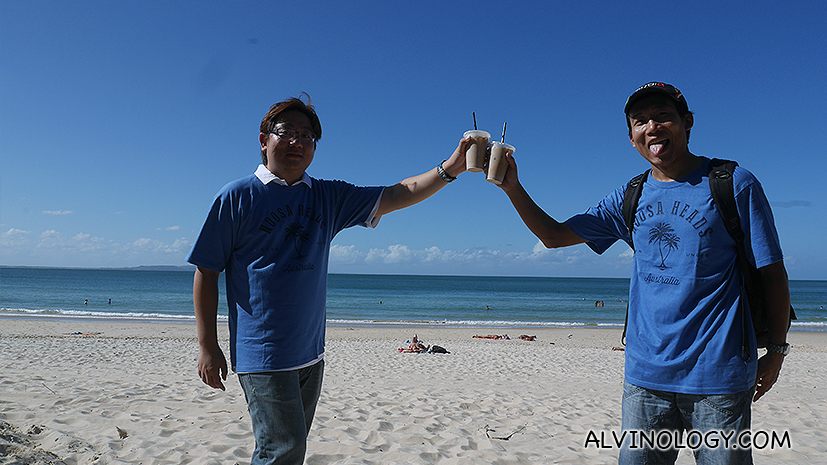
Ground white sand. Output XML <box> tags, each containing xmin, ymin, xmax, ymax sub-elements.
<box><xmin>0</xmin><ymin>320</ymin><xmax>825</xmax><ymax>464</ymax></box>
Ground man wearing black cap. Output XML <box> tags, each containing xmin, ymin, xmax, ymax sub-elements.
<box><xmin>493</xmin><ymin>82</ymin><xmax>791</xmax><ymax>464</ymax></box>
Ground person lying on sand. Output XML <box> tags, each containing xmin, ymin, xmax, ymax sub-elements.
<box><xmin>399</xmin><ymin>335</ymin><xmax>430</xmax><ymax>353</ymax></box>
<box><xmin>472</xmin><ymin>334</ymin><xmax>510</xmax><ymax>340</ymax></box>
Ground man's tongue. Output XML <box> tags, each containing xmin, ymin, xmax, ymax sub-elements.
<box><xmin>650</xmin><ymin>141</ymin><xmax>667</xmax><ymax>156</ymax></box>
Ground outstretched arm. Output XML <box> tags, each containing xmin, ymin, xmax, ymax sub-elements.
<box><xmin>376</xmin><ymin>137</ymin><xmax>472</xmax><ymax>216</ymax></box>
<box><xmin>753</xmin><ymin>260</ymin><xmax>791</xmax><ymax>402</ymax></box>
<box><xmin>496</xmin><ymin>153</ymin><xmax>586</xmax><ymax>249</ymax></box>
<box><xmin>194</xmin><ymin>266</ymin><xmax>228</xmax><ymax>391</ymax></box>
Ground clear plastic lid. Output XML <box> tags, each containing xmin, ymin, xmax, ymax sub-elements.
<box><xmin>463</xmin><ymin>130</ymin><xmax>491</xmax><ymax>138</ymax></box>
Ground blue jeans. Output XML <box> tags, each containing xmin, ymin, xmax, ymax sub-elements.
<box><xmin>619</xmin><ymin>381</ymin><xmax>753</xmax><ymax>465</ymax></box>
<box><xmin>238</xmin><ymin>360</ymin><xmax>325</xmax><ymax>465</ymax></box>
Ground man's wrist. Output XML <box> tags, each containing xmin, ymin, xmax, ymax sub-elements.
<box><xmin>765</xmin><ymin>342</ymin><xmax>791</xmax><ymax>356</ymax></box>
<box><xmin>437</xmin><ymin>160</ymin><xmax>457</xmax><ymax>183</ymax></box>
<box><xmin>441</xmin><ymin>158</ymin><xmax>464</xmax><ymax>179</ymax></box>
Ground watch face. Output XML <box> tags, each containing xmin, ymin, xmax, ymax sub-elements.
<box><xmin>768</xmin><ymin>343</ymin><xmax>790</xmax><ymax>355</ymax></box>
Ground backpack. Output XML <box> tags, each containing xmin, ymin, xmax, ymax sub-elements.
<box><xmin>620</xmin><ymin>158</ymin><xmax>795</xmax><ymax>353</ymax></box>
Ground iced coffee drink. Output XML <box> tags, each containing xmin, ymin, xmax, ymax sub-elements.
<box><xmin>486</xmin><ymin>141</ymin><xmax>515</xmax><ymax>185</ymax></box>
<box><xmin>463</xmin><ymin>130</ymin><xmax>490</xmax><ymax>172</ymax></box>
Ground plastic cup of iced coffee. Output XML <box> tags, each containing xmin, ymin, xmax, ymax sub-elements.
<box><xmin>486</xmin><ymin>141</ymin><xmax>515</xmax><ymax>185</ymax></box>
<box><xmin>463</xmin><ymin>130</ymin><xmax>490</xmax><ymax>173</ymax></box>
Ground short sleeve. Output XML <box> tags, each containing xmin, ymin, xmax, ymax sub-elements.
<box><xmin>565</xmin><ymin>185</ymin><xmax>630</xmax><ymax>254</ymax></box>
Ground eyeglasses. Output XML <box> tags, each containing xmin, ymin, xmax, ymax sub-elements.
<box><xmin>272</xmin><ymin>127</ymin><xmax>316</xmax><ymax>144</ymax></box>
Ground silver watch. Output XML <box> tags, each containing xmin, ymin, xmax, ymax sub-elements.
<box><xmin>765</xmin><ymin>343</ymin><xmax>791</xmax><ymax>356</ymax></box>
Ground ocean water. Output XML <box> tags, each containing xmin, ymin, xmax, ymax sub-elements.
<box><xmin>1</xmin><ymin>267</ymin><xmax>825</xmax><ymax>329</ymax></box>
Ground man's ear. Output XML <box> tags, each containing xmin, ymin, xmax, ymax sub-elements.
<box><xmin>259</xmin><ymin>132</ymin><xmax>268</xmax><ymax>151</ymax></box>
<box><xmin>684</xmin><ymin>113</ymin><xmax>694</xmax><ymax>131</ymax></box>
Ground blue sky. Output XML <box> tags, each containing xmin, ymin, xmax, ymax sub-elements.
<box><xmin>1</xmin><ymin>1</ymin><xmax>825</xmax><ymax>279</ymax></box>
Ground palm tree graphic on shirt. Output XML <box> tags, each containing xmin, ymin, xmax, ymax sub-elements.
<box><xmin>648</xmin><ymin>222</ymin><xmax>680</xmax><ymax>270</ymax></box>
<box><xmin>284</xmin><ymin>222</ymin><xmax>310</xmax><ymax>259</ymax></box>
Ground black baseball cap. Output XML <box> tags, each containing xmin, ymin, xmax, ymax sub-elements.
<box><xmin>624</xmin><ymin>82</ymin><xmax>689</xmax><ymax>115</ymax></box>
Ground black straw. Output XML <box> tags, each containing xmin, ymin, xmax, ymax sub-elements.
<box><xmin>472</xmin><ymin>112</ymin><xmax>477</xmax><ymax>130</ymax></box>
<box><xmin>501</xmin><ymin>122</ymin><xmax>507</xmax><ymax>142</ymax></box>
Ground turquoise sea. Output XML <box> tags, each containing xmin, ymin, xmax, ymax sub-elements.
<box><xmin>1</xmin><ymin>267</ymin><xmax>825</xmax><ymax>329</ymax></box>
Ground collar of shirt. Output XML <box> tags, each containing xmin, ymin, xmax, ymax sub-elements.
<box><xmin>254</xmin><ymin>164</ymin><xmax>312</xmax><ymax>188</ymax></box>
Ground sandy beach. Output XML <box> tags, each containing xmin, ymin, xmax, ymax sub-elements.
<box><xmin>0</xmin><ymin>320</ymin><xmax>825</xmax><ymax>464</ymax></box>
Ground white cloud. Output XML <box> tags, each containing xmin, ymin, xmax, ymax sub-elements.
<box><xmin>328</xmin><ymin>240</ymin><xmax>635</xmax><ymax>277</ymax></box>
<box><xmin>32</xmin><ymin>231</ymin><xmax>109</xmax><ymax>253</ymax></box>
<box><xmin>330</xmin><ymin>244</ymin><xmax>366</xmax><ymax>264</ymax></box>
<box><xmin>387</xmin><ymin>244</ymin><xmax>412</xmax><ymax>260</ymax></box>
<box><xmin>529</xmin><ymin>240</ymin><xmax>581</xmax><ymax>265</ymax></box>
<box><xmin>422</xmin><ymin>246</ymin><xmax>443</xmax><ymax>262</ymax></box>
<box><xmin>532</xmin><ymin>240</ymin><xmax>549</xmax><ymax>255</ymax></box>
<box><xmin>2</xmin><ymin>228</ymin><xmax>30</xmax><ymax>237</ymax></box>
<box><xmin>72</xmin><ymin>233</ymin><xmax>108</xmax><ymax>252</ymax></box>
<box><xmin>363</xmin><ymin>243</ymin><xmax>525</xmax><ymax>266</ymax></box>
<box><xmin>2</xmin><ymin>228</ymin><xmax>31</xmax><ymax>237</ymax></box>
<box><xmin>2</xmin><ymin>227</ymin><xmax>629</xmax><ymax>276</ymax></box>
<box><xmin>42</xmin><ymin>210</ymin><xmax>74</xmax><ymax>215</ymax></box>
<box><xmin>0</xmin><ymin>228</ymin><xmax>193</xmax><ymax>267</ymax></box>
<box><xmin>130</xmin><ymin>237</ymin><xmax>190</xmax><ymax>255</ymax></box>
<box><xmin>37</xmin><ymin>230</ymin><xmax>65</xmax><ymax>248</ymax></box>
<box><xmin>0</xmin><ymin>228</ymin><xmax>31</xmax><ymax>248</ymax></box>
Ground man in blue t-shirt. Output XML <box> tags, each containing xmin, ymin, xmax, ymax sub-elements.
<box><xmin>490</xmin><ymin>83</ymin><xmax>791</xmax><ymax>465</ymax></box>
<box><xmin>188</xmin><ymin>96</ymin><xmax>472</xmax><ymax>464</ymax></box>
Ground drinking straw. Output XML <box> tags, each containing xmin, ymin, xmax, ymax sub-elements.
<box><xmin>472</xmin><ymin>112</ymin><xmax>477</xmax><ymax>130</ymax></box>
<box><xmin>501</xmin><ymin>122</ymin><xmax>507</xmax><ymax>142</ymax></box>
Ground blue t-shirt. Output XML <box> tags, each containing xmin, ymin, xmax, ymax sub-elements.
<box><xmin>187</xmin><ymin>168</ymin><xmax>383</xmax><ymax>373</ymax></box>
<box><xmin>566</xmin><ymin>158</ymin><xmax>783</xmax><ymax>394</ymax></box>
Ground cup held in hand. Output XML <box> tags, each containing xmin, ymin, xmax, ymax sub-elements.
<box><xmin>463</xmin><ymin>130</ymin><xmax>491</xmax><ymax>173</ymax></box>
<box><xmin>486</xmin><ymin>141</ymin><xmax>515</xmax><ymax>185</ymax></box>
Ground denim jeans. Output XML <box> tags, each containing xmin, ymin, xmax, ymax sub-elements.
<box><xmin>238</xmin><ymin>360</ymin><xmax>325</xmax><ymax>465</ymax></box>
<box><xmin>619</xmin><ymin>381</ymin><xmax>753</xmax><ymax>465</ymax></box>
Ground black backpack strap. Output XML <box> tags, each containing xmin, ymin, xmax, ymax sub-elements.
<box><xmin>622</xmin><ymin>170</ymin><xmax>649</xmax><ymax>251</ymax></box>
<box><xmin>620</xmin><ymin>170</ymin><xmax>648</xmax><ymax>345</ymax></box>
<box><xmin>708</xmin><ymin>159</ymin><xmax>742</xmax><ymax>243</ymax></box>
<box><xmin>709</xmin><ymin>159</ymin><xmax>796</xmax><ymax>355</ymax></box>
<box><xmin>708</xmin><ymin>159</ymin><xmax>755</xmax><ymax>357</ymax></box>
